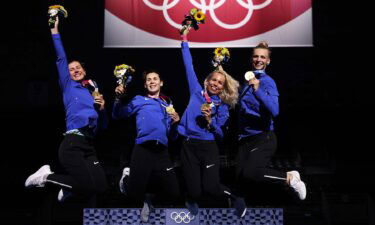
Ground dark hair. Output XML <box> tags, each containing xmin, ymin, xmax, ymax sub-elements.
<box><xmin>68</xmin><ymin>60</ymin><xmax>87</xmax><ymax>71</ymax></box>
<box><xmin>142</xmin><ymin>69</ymin><xmax>162</xmax><ymax>82</ymax></box>
<box><xmin>253</xmin><ymin>41</ymin><xmax>271</xmax><ymax>58</ymax></box>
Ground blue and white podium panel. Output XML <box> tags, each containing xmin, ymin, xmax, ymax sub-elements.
<box><xmin>84</xmin><ymin>208</ymin><xmax>283</xmax><ymax>225</ymax></box>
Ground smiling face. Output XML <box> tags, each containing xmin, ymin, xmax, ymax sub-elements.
<box><xmin>252</xmin><ymin>48</ymin><xmax>270</xmax><ymax>70</ymax></box>
<box><xmin>205</xmin><ymin>72</ymin><xmax>226</xmax><ymax>95</ymax></box>
<box><xmin>144</xmin><ymin>72</ymin><xmax>163</xmax><ymax>96</ymax></box>
<box><xmin>68</xmin><ymin>61</ymin><xmax>86</xmax><ymax>81</ymax></box>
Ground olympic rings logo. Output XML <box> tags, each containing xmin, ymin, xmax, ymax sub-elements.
<box><xmin>143</xmin><ymin>0</ymin><xmax>272</xmax><ymax>29</ymax></box>
<box><xmin>170</xmin><ymin>211</ymin><xmax>195</xmax><ymax>223</ymax></box>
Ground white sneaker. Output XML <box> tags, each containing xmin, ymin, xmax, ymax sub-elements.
<box><xmin>140</xmin><ymin>201</ymin><xmax>150</xmax><ymax>223</ymax></box>
<box><xmin>140</xmin><ymin>199</ymin><xmax>154</xmax><ymax>223</ymax></box>
<box><xmin>119</xmin><ymin>167</ymin><xmax>130</xmax><ymax>194</ymax></box>
<box><xmin>25</xmin><ymin>165</ymin><xmax>53</xmax><ymax>188</ymax></box>
<box><xmin>287</xmin><ymin>171</ymin><xmax>307</xmax><ymax>200</ymax></box>
<box><xmin>58</xmin><ymin>189</ymin><xmax>72</xmax><ymax>202</ymax></box>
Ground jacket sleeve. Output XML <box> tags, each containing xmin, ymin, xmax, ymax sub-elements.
<box><xmin>52</xmin><ymin>34</ymin><xmax>71</xmax><ymax>91</ymax></box>
<box><xmin>96</xmin><ymin>109</ymin><xmax>109</xmax><ymax>131</ymax></box>
<box><xmin>181</xmin><ymin>42</ymin><xmax>202</xmax><ymax>95</ymax></box>
<box><xmin>112</xmin><ymin>96</ymin><xmax>140</xmax><ymax>120</ymax></box>
<box><xmin>169</xmin><ymin>123</ymin><xmax>180</xmax><ymax>141</ymax></box>
<box><xmin>208</xmin><ymin>104</ymin><xmax>230</xmax><ymax>140</ymax></box>
<box><xmin>253</xmin><ymin>78</ymin><xmax>279</xmax><ymax>118</ymax></box>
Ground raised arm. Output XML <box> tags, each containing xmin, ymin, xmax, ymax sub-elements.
<box><xmin>180</xmin><ymin>31</ymin><xmax>202</xmax><ymax>95</ymax></box>
<box><xmin>50</xmin><ymin>16</ymin><xmax>70</xmax><ymax>91</ymax></box>
<box><xmin>112</xmin><ymin>87</ymin><xmax>140</xmax><ymax>120</ymax></box>
<box><xmin>112</xmin><ymin>100</ymin><xmax>137</xmax><ymax>120</ymax></box>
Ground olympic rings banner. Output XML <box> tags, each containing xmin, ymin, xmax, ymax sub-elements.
<box><xmin>104</xmin><ymin>0</ymin><xmax>312</xmax><ymax>48</ymax></box>
<box><xmin>166</xmin><ymin>209</ymin><xmax>198</xmax><ymax>224</ymax></box>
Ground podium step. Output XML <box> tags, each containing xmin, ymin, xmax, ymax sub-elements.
<box><xmin>84</xmin><ymin>208</ymin><xmax>283</xmax><ymax>224</ymax></box>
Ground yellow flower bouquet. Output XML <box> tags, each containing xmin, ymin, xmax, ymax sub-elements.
<box><xmin>48</xmin><ymin>5</ymin><xmax>68</xmax><ymax>28</ymax></box>
<box><xmin>212</xmin><ymin>47</ymin><xmax>230</xmax><ymax>68</ymax></box>
<box><xmin>114</xmin><ymin>64</ymin><xmax>135</xmax><ymax>86</ymax></box>
<box><xmin>180</xmin><ymin>8</ymin><xmax>206</xmax><ymax>34</ymax></box>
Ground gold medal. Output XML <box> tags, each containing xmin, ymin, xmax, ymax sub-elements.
<box><xmin>201</xmin><ymin>103</ymin><xmax>211</xmax><ymax>111</ymax></box>
<box><xmin>166</xmin><ymin>105</ymin><xmax>175</xmax><ymax>114</ymax></box>
<box><xmin>244</xmin><ymin>71</ymin><xmax>255</xmax><ymax>81</ymax></box>
<box><xmin>92</xmin><ymin>91</ymin><xmax>101</xmax><ymax>98</ymax></box>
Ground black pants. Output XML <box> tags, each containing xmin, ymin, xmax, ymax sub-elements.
<box><xmin>47</xmin><ymin>134</ymin><xmax>107</xmax><ymax>197</ymax></box>
<box><xmin>236</xmin><ymin>131</ymin><xmax>286</xmax><ymax>187</ymax></box>
<box><xmin>180</xmin><ymin>138</ymin><xmax>230</xmax><ymax>201</ymax></box>
<box><xmin>126</xmin><ymin>142</ymin><xmax>180</xmax><ymax>206</ymax></box>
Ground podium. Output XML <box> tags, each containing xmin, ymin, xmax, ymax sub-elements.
<box><xmin>84</xmin><ymin>208</ymin><xmax>283</xmax><ymax>224</ymax></box>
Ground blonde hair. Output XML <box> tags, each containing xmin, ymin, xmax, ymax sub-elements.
<box><xmin>205</xmin><ymin>69</ymin><xmax>239</xmax><ymax>108</ymax></box>
<box><xmin>253</xmin><ymin>41</ymin><xmax>271</xmax><ymax>58</ymax></box>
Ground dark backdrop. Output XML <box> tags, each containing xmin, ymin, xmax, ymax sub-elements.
<box><xmin>1</xmin><ymin>0</ymin><xmax>373</xmax><ymax>223</ymax></box>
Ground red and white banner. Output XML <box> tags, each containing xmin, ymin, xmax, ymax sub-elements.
<box><xmin>104</xmin><ymin>0</ymin><xmax>312</xmax><ymax>48</ymax></box>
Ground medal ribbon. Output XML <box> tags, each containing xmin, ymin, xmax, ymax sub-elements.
<box><xmin>203</xmin><ymin>91</ymin><xmax>212</xmax><ymax>104</ymax></box>
<box><xmin>159</xmin><ymin>95</ymin><xmax>172</xmax><ymax>107</ymax></box>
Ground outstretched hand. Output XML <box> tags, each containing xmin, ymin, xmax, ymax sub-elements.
<box><xmin>169</xmin><ymin>111</ymin><xmax>180</xmax><ymax>124</ymax></box>
<box><xmin>94</xmin><ymin>94</ymin><xmax>105</xmax><ymax>111</ymax></box>
<box><xmin>51</xmin><ymin>16</ymin><xmax>59</xmax><ymax>34</ymax></box>
<box><xmin>201</xmin><ymin>107</ymin><xmax>212</xmax><ymax>124</ymax></box>
<box><xmin>115</xmin><ymin>84</ymin><xmax>126</xmax><ymax>96</ymax></box>
<box><xmin>248</xmin><ymin>77</ymin><xmax>260</xmax><ymax>91</ymax></box>
<box><xmin>180</xmin><ymin>21</ymin><xmax>191</xmax><ymax>41</ymax></box>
